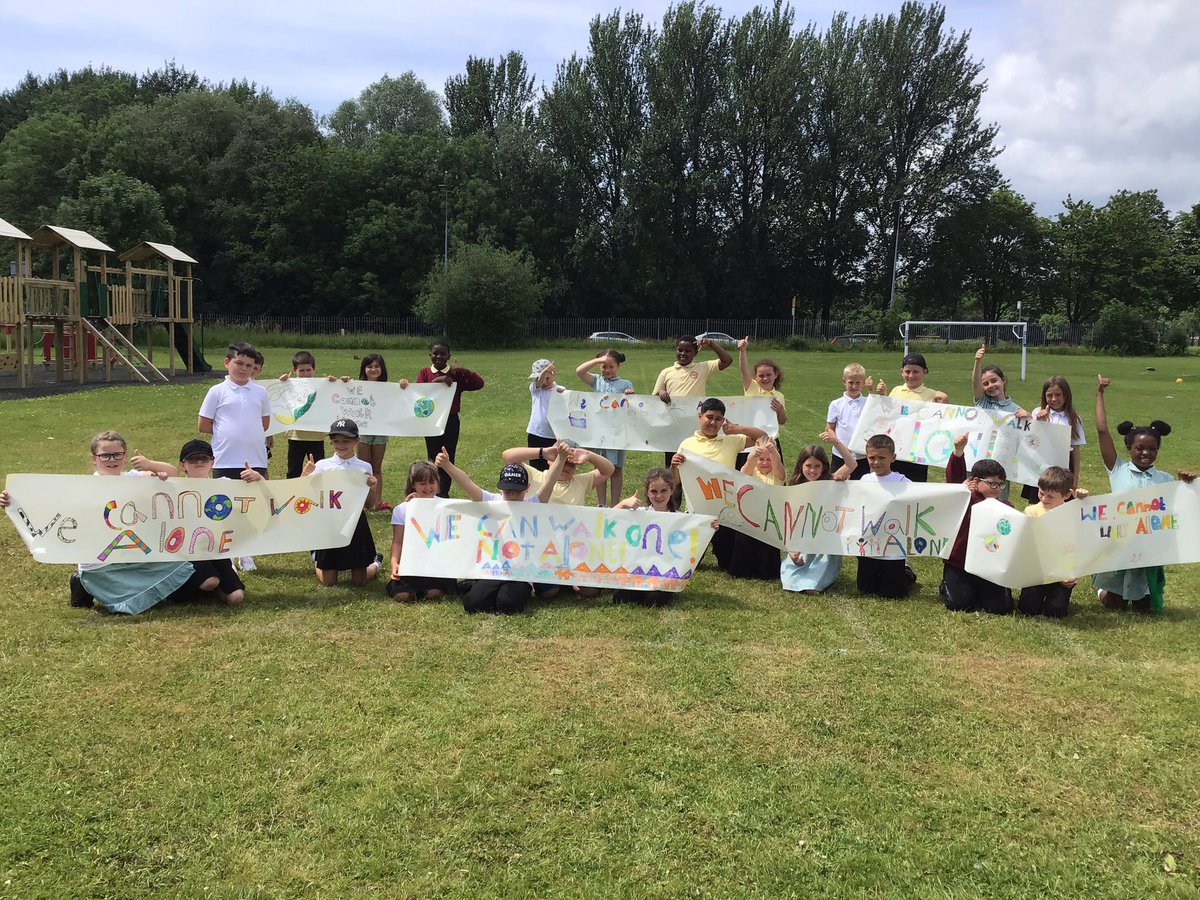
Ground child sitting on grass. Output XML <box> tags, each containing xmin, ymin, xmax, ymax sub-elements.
<box><xmin>1016</xmin><ymin>466</ymin><xmax>1087</xmax><ymax>619</ymax></box>
<box><xmin>941</xmin><ymin>432</ymin><xmax>1013</xmax><ymax>615</ymax></box>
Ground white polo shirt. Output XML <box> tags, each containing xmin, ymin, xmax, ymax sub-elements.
<box><xmin>199</xmin><ymin>377</ymin><xmax>272</xmax><ymax>468</ymax></box>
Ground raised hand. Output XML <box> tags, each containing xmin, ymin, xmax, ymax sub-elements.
<box><xmin>301</xmin><ymin>454</ymin><xmax>316</xmax><ymax>477</ymax></box>
<box><xmin>1097</xmin><ymin>373</ymin><xmax>1110</xmax><ymax>392</ymax></box>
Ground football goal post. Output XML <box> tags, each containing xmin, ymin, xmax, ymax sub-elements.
<box><xmin>900</xmin><ymin>320</ymin><xmax>1029</xmax><ymax>381</ymax></box>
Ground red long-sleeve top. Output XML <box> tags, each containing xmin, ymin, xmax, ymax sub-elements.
<box><xmin>417</xmin><ymin>366</ymin><xmax>484</xmax><ymax>415</ymax></box>
<box><xmin>945</xmin><ymin>451</ymin><xmax>1013</xmax><ymax>571</ymax></box>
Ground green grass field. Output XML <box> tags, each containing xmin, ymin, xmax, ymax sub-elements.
<box><xmin>2</xmin><ymin>345</ymin><xmax>1199</xmax><ymax>898</ymax></box>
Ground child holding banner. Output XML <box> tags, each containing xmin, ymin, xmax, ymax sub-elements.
<box><xmin>856</xmin><ymin>435</ymin><xmax>919</xmax><ymax>598</ymax></box>
<box><xmin>874</xmin><ymin>352</ymin><xmax>947</xmax><ymax>482</ymax></box>
<box><xmin>1022</xmin><ymin>375</ymin><xmax>1086</xmax><ymax>501</ymax></box>
<box><xmin>575</xmin><ymin>349</ymin><xmax>635</xmax><ymax>506</ymax></box>
<box><xmin>387</xmin><ymin>460</ymin><xmax>457</xmax><ymax>603</ymax></box>
<box><xmin>1016</xmin><ymin>466</ymin><xmax>1085</xmax><ymax>618</ymax></box>
<box><xmin>354</xmin><ymin>354</ymin><xmax>392</xmax><ymax>511</ymax></box>
<box><xmin>780</xmin><ymin>445</ymin><xmax>857</xmax><ymax>595</ymax></box>
<box><xmin>302</xmin><ymin>419</ymin><xmax>382</xmax><ymax>587</ymax></box>
<box><xmin>672</xmin><ymin>398</ymin><xmax>768</xmax><ymax>571</ymax></box>
<box><xmin>736</xmin><ymin>337</ymin><xmax>787</xmax><ymax>470</ymax></box>
<box><xmin>654</xmin><ymin>336</ymin><xmax>734</xmax><ymax>466</ymax></box>
<box><xmin>417</xmin><ymin>341</ymin><xmax>485</xmax><ymax>499</ymax></box>
<box><xmin>942</xmin><ymin>432</ymin><xmax>1013</xmax><ymax>614</ymax></box>
<box><xmin>0</xmin><ymin>431</ymin><xmax>214</xmax><ymax>615</ymax></box>
<box><xmin>435</xmin><ymin>444</ymin><xmax>566</xmax><ymax>614</ymax></box>
<box><xmin>1092</xmin><ymin>375</ymin><xmax>1195</xmax><ymax>613</ymax></box>
<box><xmin>727</xmin><ymin>438</ymin><xmax>786</xmax><ymax>580</ymax></box>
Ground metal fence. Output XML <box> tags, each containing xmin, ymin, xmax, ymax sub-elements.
<box><xmin>197</xmin><ymin>313</ymin><xmax>1100</xmax><ymax>346</ymax></box>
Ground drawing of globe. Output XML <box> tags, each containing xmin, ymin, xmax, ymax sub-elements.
<box><xmin>997</xmin><ymin>519</ymin><xmax>1011</xmax><ymax>535</ymax></box>
<box><xmin>414</xmin><ymin>397</ymin><xmax>434</xmax><ymax>418</ymax></box>
<box><xmin>205</xmin><ymin>495</ymin><xmax>233</xmax><ymax>520</ymax></box>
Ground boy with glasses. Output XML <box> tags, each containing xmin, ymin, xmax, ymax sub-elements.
<box><xmin>941</xmin><ymin>432</ymin><xmax>1014</xmax><ymax>614</ymax></box>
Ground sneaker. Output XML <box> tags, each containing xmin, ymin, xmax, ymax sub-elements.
<box><xmin>69</xmin><ymin>574</ymin><xmax>94</xmax><ymax>609</ymax></box>
<box><xmin>375</xmin><ymin>502</ymin><xmax>392</xmax><ymax>512</ymax></box>
<box><xmin>905</xmin><ymin>565</ymin><xmax>918</xmax><ymax>585</ymax></box>
<box><xmin>238</xmin><ymin>556</ymin><xmax>257</xmax><ymax>572</ymax></box>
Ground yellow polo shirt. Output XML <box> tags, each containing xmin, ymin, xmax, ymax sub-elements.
<box><xmin>653</xmin><ymin>359</ymin><xmax>723</xmax><ymax>397</ymax></box>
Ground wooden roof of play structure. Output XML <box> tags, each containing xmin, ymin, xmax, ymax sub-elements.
<box><xmin>29</xmin><ymin>225</ymin><xmax>114</xmax><ymax>253</ymax></box>
<box><xmin>0</xmin><ymin>216</ymin><xmax>31</xmax><ymax>241</ymax></box>
<box><xmin>119</xmin><ymin>241</ymin><xmax>199</xmax><ymax>264</ymax></box>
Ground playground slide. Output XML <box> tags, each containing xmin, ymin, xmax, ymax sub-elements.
<box><xmin>171</xmin><ymin>324</ymin><xmax>212</xmax><ymax>372</ymax></box>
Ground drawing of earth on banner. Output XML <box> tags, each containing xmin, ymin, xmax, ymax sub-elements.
<box><xmin>264</xmin><ymin>379</ymin><xmax>453</xmax><ymax>437</ymax></box>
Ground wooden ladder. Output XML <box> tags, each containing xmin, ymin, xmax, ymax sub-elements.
<box><xmin>82</xmin><ymin>318</ymin><xmax>170</xmax><ymax>384</ymax></box>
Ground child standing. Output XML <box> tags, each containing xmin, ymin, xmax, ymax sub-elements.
<box><xmin>417</xmin><ymin>341</ymin><xmax>485</xmax><ymax>498</ymax></box>
<box><xmin>199</xmin><ymin>341</ymin><xmax>271</xmax><ymax>572</ymax></box>
<box><xmin>780</xmin><ymin>445</ymin><xmax>855</xmax><ymax>595</ymax></box>
<box><xmin>1016</xmin><ymin>466</ymin><xmax>1086</xmax><ymax>618</ymax></box>
<box><xmin>355</xmin><ymin>353</ymin><xmax>392</xmax><ymax>511</ymax></box>
<box><xmin>434</xmin><ymin>444</ymin><xmax>566</xmax><ymax>614</ymax></box>
<box><xmin>941</xmin><ymin>432</ymin><xmax>1014</xmax><ymax>614</ymax></box>
<box><xmin>1022</xmin><ymin>375</ymin><xmax>1085</xmax><ymax>502</ymax></box>
<box><xmin>826</xmin><ymin>362</ymin><xmax>871</xmax><ymax>480</ymax></box>
<box><xmin>726</xmin><ymin>437</ymin><xmax>786</xmax><ymax>580</ymax></box>
<box><xmin>971</xmin><ymin>344</ymin><xmax>1029</xmax><ymax>416</ymax></box>
<box><xmin>303</xmin><ymin>419</ymin><xmax>382</xmax><ymax>587</ymax></box>
<box><xmin>387</xmin><ymin>460</ymin><xmax>457</xmax><ymax>602</ymax></box>
<box><xmin>198</xmin><ymin>341</ymin><xmax>272</xmax><ymax>480</ymax></box>
<box><xmin>575</xmin><ymin>349</ymin><xmax>635</xmax><ymax>506</ymax></box>
<box><xmin>281</xmin><ymin>351</ymin><xmax>327</xmax><ymax>479</ymax></box>
<box><xmin>736</xmin><ymin>336</ymin><xmax>786</xmax><ymax>470</ymax></box>
<box><xmin>653</xmin><ymin>336</ymin><xmax>734</xmax><ymax>466</ymax></box>
<box><xmin>874</xmin><ymin>352</ymin><xmax>947</xmax><ymax>482</ymax></box>
<box><xmin>856</xmin><ymin>434</ymin><xmax>918</xmax><ymax>598</ymax></box>
<box><xmin>526</xmin><ymin>358</ymin><xmax>561</xmax><ymax>471</ymax></box>
<box><xmin>1093</xmin><ymin>375</ymin><xmax>1196</xmax><ymax>613</ymax></box>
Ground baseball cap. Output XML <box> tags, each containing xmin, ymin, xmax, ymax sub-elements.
<box><xmin>901</xmin><ymin>353</ymin><xmax>928</xmax><ymax>369</ymax></box>
<box><xmin>497</xmin><ymin>464</ymin><xmax>530</xmax><ymax>491</ymax></box>
<box><xmin>179</xmin><ymin>439</ymin><xmax>214</xmax><ymax>461</ymax></box>
<box><xmin>329</xmin><ymin>418</ymin><xmax>359</xmax><ymax>438</ymax></box>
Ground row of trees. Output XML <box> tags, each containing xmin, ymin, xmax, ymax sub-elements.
<box><xmin>0</xmin><ymin>2</ymin><xmax>1196</xmax><ymax>339</ymax></box>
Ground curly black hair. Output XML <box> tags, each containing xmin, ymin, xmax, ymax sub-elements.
<box><xmin>1116</xmin><ymin>419</ymin><xmax>1171</xmax><ymax>449</ymax></box>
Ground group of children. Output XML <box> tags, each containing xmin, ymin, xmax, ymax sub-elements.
<box><xmin>5</xmin><ymin>336</ymin><xmax>1194</xmax><ymax>619</ymax></box>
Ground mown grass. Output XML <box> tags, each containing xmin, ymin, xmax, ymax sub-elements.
<box><xmin>2</xmin><ymin>346</ymin><xmax>1199</xmax><ymax>897</ymax></box>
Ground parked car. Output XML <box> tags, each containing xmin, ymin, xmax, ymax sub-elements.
<box><xmin>830</xmin><ymin>333</ymin><xmax>877</xmax><ymax>345</ymax></box>
<box><xmin>587</xmin><ymin>331</ymin><xmax>642</xmax><ymax>344</ymax></box>
<box><xmin>694</xmin><ymin>331</ymin><xmax>738</xmax><ymax>346</ymax></box>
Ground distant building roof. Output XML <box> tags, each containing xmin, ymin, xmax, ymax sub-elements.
<box><xmin>119</xmin><ymin>241</ymin><xmax>199</xmax><ymax>264</ymax></box>
<box><xmin>30</xmin><ymin>225</ymin><xmax>115</xmax><ymax>253</ymax></box>
<box><xmin>0</xmin><ymin>216</ymin><xmax>32</xmax><ymax>241</ymax></box>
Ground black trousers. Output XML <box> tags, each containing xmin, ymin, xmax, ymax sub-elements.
<box><xmin>463</xmin><ymin>579</ymin><xmax>530</xmax><ymax>614</ymax></box>
<box><xmin>287</xmin><ymin>439</ymin><xmax>325</xmax><ymax>479</ymax></box>
<box><xmin>941</xmin><ymin>564</ymin><xmax>1012</xmax><ymax>614</ymax></box>
<box><xmin>527</xmin><ymin>432</ymin><xmax>556</xmax><ymax>472</ymax></box>
<box><xmin>213</xmin><ymin>466</ymin><xmax>268</xmax><ymax>480</ymax></box>
<box><xmin>891</xmin><ymin>461</ymin><xmax>928</xmax><ymax>482</ymax></box>
<box><xmin>831</xmin><ymin>455</ymin><xmax>871</xmax><ymax>480</ymax></box>
<box><xmin>1017</xmin><ymin>582</ymin><xmax>1072</xmax><ymax>618</ymax></box>
<box><xmin>425</xmin><ymin>412</ymin><xmax>461</xmax><ymax>498</ymax></box>
<box><xmin>856</xmin><ymin>556</ymin><xmax>914</xmax><ymax>598</ymax></box>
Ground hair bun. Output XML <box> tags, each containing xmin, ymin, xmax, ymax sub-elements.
<box><xmin>1116</xmin><ymin>421</ymin><xmax>1134</xmax><ymax>436</ymax></box>
<box><xmin>1150</xmin><ymin>420</ymin><xmax>1171</xmax><ymax>437</ymax></box>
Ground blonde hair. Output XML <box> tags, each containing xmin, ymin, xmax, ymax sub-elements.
<box><xmin>90</xmin><ymin>430</ymin><xmax>126</xmax><ymax>455</ymax></box>
<box><xmin>843</xmin><ymin>363</ymin><xmax>866</xmax><ymax>379</ymax></box>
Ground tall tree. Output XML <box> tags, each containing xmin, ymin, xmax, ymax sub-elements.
<box><xmin>859</xmin><ymin>1</ymin><xmax>1000</xmax><ymax>308</ymax></box>
<box><xmin>444</xmin><ymin>52</ymin><xmax>537</xmax><ymax>137</ymax></box>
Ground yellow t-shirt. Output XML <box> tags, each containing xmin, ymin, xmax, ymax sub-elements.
<box><xmin>652</xmin><ymin>359</ymin><xmax>723</xmax><ymax>397</ymax></box>
<box><xmin>743</xmin><ymin>384</ymin><xmax>786</xmax><ymax>408</ymax></box>
<box><xmin>524</xmin><ymin>466</ymin><xmax>593</xmax><ymax>506</ymax></box>
<box><xmin>677</xmin><ymin>431</ymin><xmax>749</xmax><ymax>469</ymax></box>
<box><xmin>1025</xmin><ymin>502</ymin><xmax>1047</xmax><ymax>518</ymax></box>
<box><xmin>889</xmin><ymin>384</ymin><xmax>938</xmax><ymax>402</ymax></box>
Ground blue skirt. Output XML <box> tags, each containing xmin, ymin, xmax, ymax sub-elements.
<box><xmin>780</xmin><ymin>553</ymin><xmax>841</xmax><ymax>594</ymax></box>
<box><xmin>80</xmin><ymin>562</ymin><xmax>196</xmax><ymax>615</ymax></box>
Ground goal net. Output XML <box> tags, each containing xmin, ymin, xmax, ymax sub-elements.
<box><xmin>900</xmin><ymin>320</ymin><xmax>1029</xmax><ymax>381</ymax></box>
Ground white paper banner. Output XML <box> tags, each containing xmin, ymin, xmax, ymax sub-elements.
<box><xmin>264</xmin><ymin>378</ymin><xmax>454</xmax><ymax>437</ymax></box>
<box><xmin>965</xmin><ymin>483</ymin><xmax>1200</xmax><ymax>589</ymax></box>
<box><xmin>847</xmin><ymin>394</ymin><xmax>1070</xmax><ymax>486</ymax></box>
<box><xmin>4</xmin><ymin>473</ymin><xmax>369</xmax><ymax>564</ymax></box>
<box><xmin>679</xmin><ymin>456</ymin><xmax>970</xmax><ymax>559</ymax></box>
<box><xmin>548</xmin><ymin>390</ymin><xmax>778</xmax><ymax>451</ymax></box>
<box><xmin>398</xmin><ymin>499</ymin><xmax>716</xmax><ymax>591</ymax></box>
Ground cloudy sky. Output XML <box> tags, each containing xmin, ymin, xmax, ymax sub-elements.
<box><xmin>2</xmin><ymin>0</ymin><xmax>1196</xmax><ymax>216</ymax></box>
